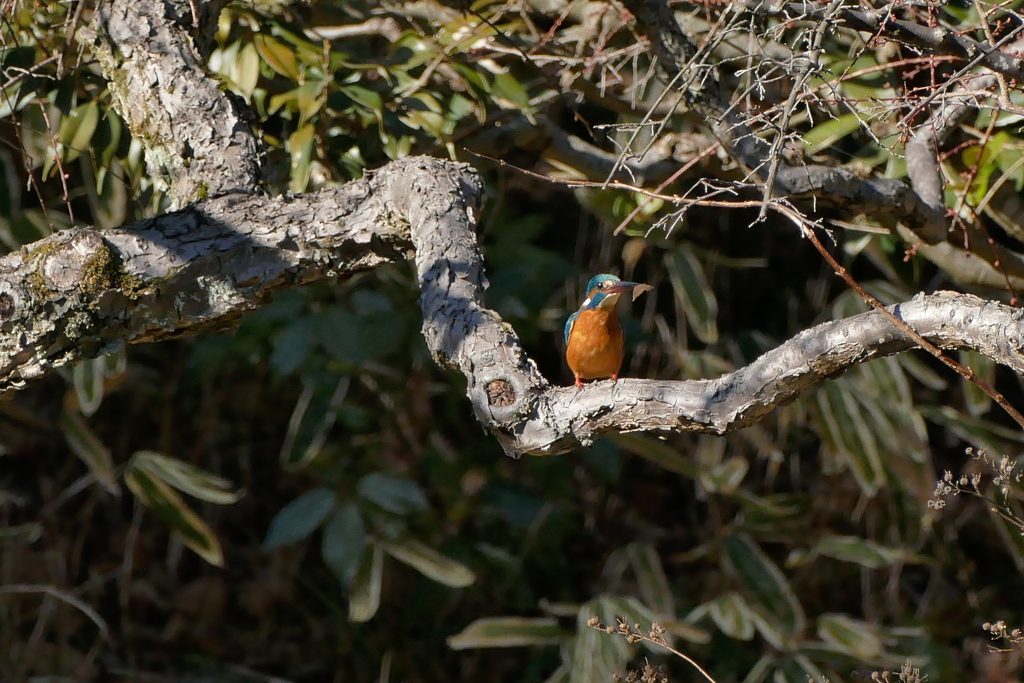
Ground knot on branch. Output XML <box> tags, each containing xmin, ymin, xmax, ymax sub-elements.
<box><xmin>485</xmin><ymin>379</ymin><xmax>516</xmax><ymax>407</ymax></box>
<box><xmin>32</xmin><ymin>230</ymin><xmax>116</xmax><ymax>295</ymax></box>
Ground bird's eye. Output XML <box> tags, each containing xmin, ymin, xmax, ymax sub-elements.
<box><xmin>597</xmin><ymin>282</ymin><xmax>605</xmax><ymax>289</ymax></box>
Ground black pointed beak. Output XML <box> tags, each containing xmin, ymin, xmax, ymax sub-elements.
<box><xmin>604</xmin><ymin>281</ymin><xmax>644</xmax><ymax>293</ymax></box>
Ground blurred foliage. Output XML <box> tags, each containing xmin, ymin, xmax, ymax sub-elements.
<box><xmin>2</xmin><ymin>0</ymin><xmax>1024</xmax><ymax>682</ymax></box>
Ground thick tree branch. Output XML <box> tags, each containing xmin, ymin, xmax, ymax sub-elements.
<box><xmin>86</xmin><ymin>0</ymin><xmax>264</xmax><ymax>207</ymax></box>
<box><xmin>0</xmin><ymin>165</ymin><xmax>421</xmax><ymax>391</ymax></box>
<box><xmin>4</xmin><ymin>155</ymin><xmax>1024</xmax><ymax>456</ymax></box>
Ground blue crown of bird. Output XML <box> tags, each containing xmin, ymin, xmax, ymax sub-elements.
<box><xmin>564</xmin><ymin>274</ymin><xmax>649</xmax><ymax>389</ymax></box>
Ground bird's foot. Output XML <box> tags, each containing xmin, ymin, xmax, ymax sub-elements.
<box><xmin>574</xmin><ymin>375</ymin><xmax>584</xmax><ymax>390</ymax></box>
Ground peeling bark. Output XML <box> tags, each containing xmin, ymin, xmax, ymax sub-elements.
<box><xmin>0</xmin><ymin>169</ymin><xmax>416</xmax><ymax>391</ymax></box>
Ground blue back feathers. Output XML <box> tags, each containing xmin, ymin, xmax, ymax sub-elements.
<box><xmin>563</xmin><ymin>310</ymin><xmax>579</xmax><ymax>345</ymax></box>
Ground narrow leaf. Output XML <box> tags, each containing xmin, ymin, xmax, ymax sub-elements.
<box><xmin>802</xmin><ymin>113</ymin><xmax>861</xmax><ymax>155</ymax></box>
<box><xmin>381</xmin><ymin>538</ymin><xmax>475</xmax><ymax>588</ymax></box>
<box><xmin>130</xmin><ymin>450</ymin><xmax>242</xmax><ymax>504</ymax></box>
<box><xmin>817</xmin><ymin>613</ymin><xmax>883</xmax><ymax>661</ymax></box>
<box><xmin>288</xmin><ymin>123</ymin><xmax>315</xmax><ymax>192</ymax></box>
<box><xmin>447</xmin><ymin>617</ymin><xmax>561</xmax><ymax>649</ymax></box>
<box><xmin>665</xmin><ymin>246</ymin><xmax>718</xmax><ymax>344</ymax></box>
<box><xmin>725</xmin><ymin>534</ymin><xmax>805</xmax><ymax>641</ymax></box>
<box><xmin>571</xmin><ymin>596</ymin><xmax>633</xmax><ymax>683</ymax></box>
<box><xmin>813</xmin><ymin>534</ymin><xmax>913</xmax><ymax>569</ymax></box>
<box><xmin>230</xmin><ymin>42</ymin><xmax>260</xmax><ymax>99</ymax></box>
<box><xmin>322</xmin><ymin>503</ymin><xmax>365</xmax><ymax>586</ymax></box>
<box><xmin>280</xmin><ymin>374</ymin><xmax>350</xmax><ymax>469</ymax></box>
<box><xmin>58</xmin><ymin>101</ymin><xmax>99</xmax><ymax>163</ymax></box>
<box><xmin>59</xmin><ymin>411</ymin><xmax>119</xmax><ymax>495</ymax></box>
<box><xmin>961</xmin><ymin>350</ymin><xmax>995</xmax><ymax>417</ymax></box>
<box><xmin>611</xmin><ymin>434</ymin><xmax>695</xmax><ymax>478</ymax></box>
<box><xmin>349</xmin><ymin>543</ymin><xmax>384</xmax><ymax>622</ymax></box>
<box><xmin>125</xmin><ymin>462</ymin><xmax>223</xmax><ymax>566</ymax></box>
<box><xmin>0</xmin><ymin>522</ymin><xmax>43</xmax><ymax>544</ymax></box>
<box><xmin>357</xmin><ymin>473</ymin><xmax>429</xmax><ymax>514</ymax></box>
<box><xmin>72</xmin><ymin>356</ymin><xmax>105</xmax><ymax>416</ymax></box>
<box><xmin>626</xmin><ymin>543</ymin><xmax>675</xmax><ymax>617</ymax></box>
<box><xmin>263</xmin><ymin>487</ymin><xmax>336</xmax><ymax>551</ymax></box>
<box><xmin>254</xmin><ymin>33</ymin><xmax>300</xmax><ymax>81</ymax></box>
<box><xmin>709</xmin><ymin>592</ymin><xmax>756</xmax><ymax>641</ymax></box>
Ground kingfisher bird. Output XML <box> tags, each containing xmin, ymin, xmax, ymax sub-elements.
<box><xmin>564</xmin><ymin>274</ymin><xmax>646</xmax><ymax>389</ymax></box>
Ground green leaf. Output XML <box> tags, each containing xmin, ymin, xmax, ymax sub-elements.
<box><xmin>263</xmin><ymin>487</ymin><xmax>336</xmax><ymax>551</ymax></box>
<box><xmin>254</xmin><ymin>33</ymin><xmax>300</xmax><ymax>81</ymax></box>
<box><xmin>447</xmin><ymin>617</ymin><xmax>561</xmax><ymax>649</ymax></box>
<box><xmin>59</xmin><ymin>411</ymin><xmax>119</xmax><ymax>495</ymax></box>
<box><xmin>611</xmin><ymin>434</ymin><xmax>695</xmax><ymax>478</ymax></box>
<box><xmin>72</xmin><ymin>358</ymin><xmax>104</xmax><ymax>417</ymax></box>
<box><xmin>814</xmin><ymin>381</ymin><xmax>885</xmax><ymax>495</ymax></box>
<box><xmin>0</xmin><ymin>82</ymin><xmax>35</xmax><ymax>120</ymax></box>
<box><xmin>666</xmin><ymin>246</ymin><xmax>718</xmax><ymax>344</ymax></box>
<box><xmin>295</xmin><ymin>79</ymin><xmax>326</xmax><ymax>124</ymax></box>
<box><xmin>571</xmin><ymin>598</ymin><xmax>632</xmax><ymax>683</ymax></box>
<box><xmin>230</xmin><ymin>42</ymin><xmax>260</xmax><ymax>99</ymax></box>
<box><xmin>342</xmin><ymin>84</ymin><xmax>383</xmax><ymax>114</ymax></box>
<box><xmin>318</xmin><ymin>305</ymin><xmax>405</xmax><ymax>366</ymax></box>
<box><xmin>811</xmin><ymin>534</ymin><xmax>910</xmax><ymax>569</ymax></box>
<box><xmin>270</xmin><ymin>316</ymin><xmax>315</xmax><ymax>375</ymax></box>
<box><xmin>125</xmin><ymin>459</ymin><xmax>224</xmax><ymax>566</ymax></box>
<box><xmin>626</xmin><ymin>543</ymin><xmax>674</xmax><ymax>617</ymax></box>
<box><xmin>321</xmin><ymin>503</ymin><xmax>365</xmax><ymax>587</ymax></box>
<box><xmin>802</xmin><ymin>113</ymin><xmax>861</xmax><ymax>155</ymax></box>
<box><xmin>58</xmin><ymin>100</ymin><xmax>99</xmax><ymax>163</ymax></box>
<box><xmin>747</xmin><ymin>609</ymin><xmax>787</xmax><ymax>651</ymax></box>
<box><xmin>776</xmin><ymin>655</ymin><xmax>827</xmax><ymax>683</ymax></box>
<box><xmin>816</xmin><ymin>613</ymin><xmax>883</xmax><ymax>661</ymax></box>
<box><xmin>130</xmin><ymin>451</ymin><xmax>242</xmax><ymax>504</ymax></box>
<box><xmin>381</xmin><ymin>538</ymin><xmax>475</xmax><ymax>588</ymax></box>
<box><xmin>741</xmin><ymin>654</ymin><xmax>776</xmax><ymax>683</ymax></box>
<box><xmin>724</xmin><ymin>534</ymin><xmax>805</xmax><ymax>643</ymax></box>
<box><xmin>357</xmin><ymin>473</ymin><xmax>429</xmax><ymax>514</ymax></box>
<box><xmin>349</xmin><ymin>542</ymin><xmax>384</xmax><ymax>622</ymax></box>
<box><xmin>491</xmin><ymin>71</ymin><xmax>532</xmax><ymax>112</ymax></box>
<box><xmin>700</xmin><ymin>456</ymin><xmax>749</xmax><ymax>494</ymax></box>
<box><xmin>961</xmin><ymin>350</ymin><xmax>995</xmax><ymax>417</ymax></box>
<box><xmin>279</xmin><ymin>374</ymin><xmax>350</xmax><ymax>469</ymax></box>
<box><xmin>288</xmin><ymin>123</ymin><xmax>315</xmax><ymax>192</ymax></box>
<box><xmin>709</xmin><ymin>592</ymin><xmax>756</xmax><ymax>641</ymax></box>
<box><xmin>87</xmin><ymin>157</ymin><xmax>129</xmax><ymax>229</ymax></box>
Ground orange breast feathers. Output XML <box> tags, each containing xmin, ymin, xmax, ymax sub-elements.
<box><xmin>565</xmin><ymin>307</ymin><xmax>624</xmax><ymax>381</ymax></box>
